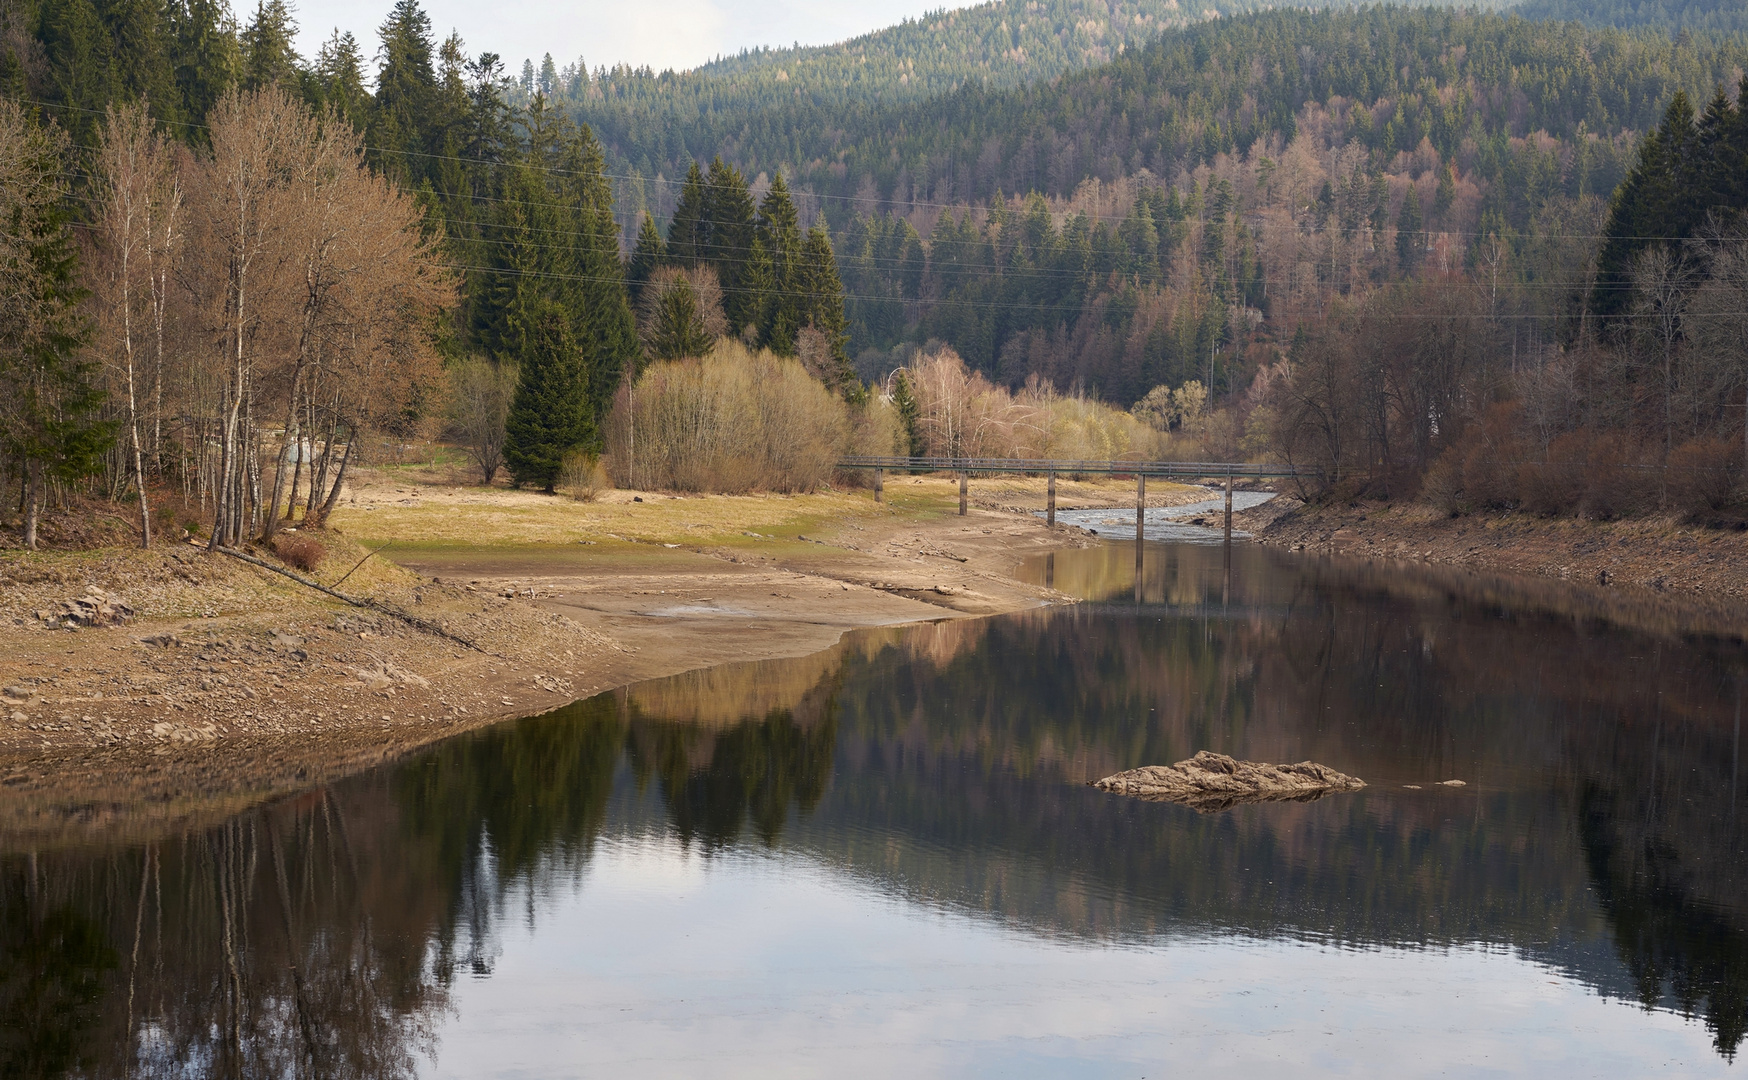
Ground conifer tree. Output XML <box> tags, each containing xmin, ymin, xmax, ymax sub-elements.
<box><xmin>314</xmin><ymin>30</ymin><xmax>369</xmax><ymax>127</ymax></box>
<box><xmin>740</xmin><ymin>235</ymin><xmax>773</xmax><ymax>342</ymax></box>
<box><xmin>755</xmin><ymin>170</ymin><xmax>804</xmax><ymax>354</ymax></box>
<box><xmin>371</xmin><ymin>0</ymin><xmax>436</xmax><ymax>183</ymax></box>
<box><xmin>1396</xmin><ymin>183</ymin><xmax>1423</xmax><ymax>274</ymax></box>
<box><xmin>891</xmin><ymin>369</ymin><xmax>922</xmax><ymax>456</ymax></box>
<box><xmin>800</xmin><ymin>221</ymin><xmax>853</xmax><ymax>388</ymax></box>
<box><xmin>628</xmin><ymin>211</ymin><xmax>665</xmax><ymax>303</ymax></box>
<box><xmin>240</xmin><ymin>0</ymin><xmax>298</xmax><ymax>90</ymax></box>
<box><xmin>1434</xmin><ymin>162</ymin><xmax>1456</xmax><ymax>221</ymax></box>
<box><xmin>503</xmin><ymin>300</ymin><xmax>589</xmax><ymax>491</ymax></box>
<box><xmin>667</xmin><ymin>160</ymin><xmax>707</xmax><ymax>266</ymax></box>
<box><xmin>0</xmin><ymin>104</ymin><xmax>111</xmax><ymax>548</ymax></box>
<box><xmin>644</xmin><ymin>277</ymin><xmax>714</xmax><ymax>361</ymax></box>
<box><xmin>168</xmin><ymin>0</ymin><xmax>237</xmax><ymax>130</ymax></box>
<box><xmin>36</xmin><ymin>0</ymin><xmax>114</xmax><ymax>143</ymax></box>
<box><xmin>702</xmin><ymin>156</ymin><xmax>756</xmax><ymax>331</ymax></box>
<box><xmin>553</xmin><ymin>121</ymin><xmax>640</xmax><ymax>423</ymax></box>
<box><xmin>101</xmin><ymin>0</ymin><xmax>181</xmax><ymax>122</ymax></box>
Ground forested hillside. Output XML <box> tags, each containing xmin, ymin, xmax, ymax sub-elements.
<box><xmin>797</xmin><ymin>11</ymin><xmax>1747</xmax><ymax>397</ymax></box>
<box><xmin>1511</xmin><ymin>0</ymin><xmax>1748</xmax><ymax>34</ymax></box>
<box><xmin>552</xmin><ymin>0</ymin><xmax>1510</xmax><ymax>181</ymax></box>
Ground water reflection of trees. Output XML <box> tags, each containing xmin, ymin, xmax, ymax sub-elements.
<box><xmin>0</xmin><ymin>689</ymin><xmax>835</xmax><ymax>1076</ymax></box>
<box><xmin>791</xmin><ymin>543</ymin><xmax>1748</xmax><ymax>1054</ymax></box>
<box><xmin>7</xmin><ymin>542</ymin><xmax>1748</xmax><ymax>1068</ymax></box>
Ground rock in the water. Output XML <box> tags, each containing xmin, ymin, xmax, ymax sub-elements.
<box><xmin>1091</xmin><ymin>750</ymin><xmax>1365</xmax><ymax>812</ymax></box>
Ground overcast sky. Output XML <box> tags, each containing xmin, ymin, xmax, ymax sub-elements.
<box><xmin>288</xmin><ymin>0</ymin><xmax>984</xmax><ymax>78</ymax></box>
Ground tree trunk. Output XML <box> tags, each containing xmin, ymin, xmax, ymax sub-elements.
<box><xmin>315</xmin><ymin>434</ymin><xmax>353</xmax><ymax>523</ymax></box>
<box><xmin>23</xmin><ymin>460</ymin><xmax>41</xmax><ymax>550</ymax></box>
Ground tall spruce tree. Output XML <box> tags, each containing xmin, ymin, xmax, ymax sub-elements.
<box><xmin>314</xmin><ymin>30</ymin><xmax>370</xmax><ymax>128</ymax></box>
<box><xmin>371</xmin><ymin>0</ymin><xmax>436</xmax><ymax>184</ymax></box>
<box><xmin>0</xmin><ymin>104</ymin><xmax>111</xmax><ymax>548</ymax></box>
<box><xmin>628</xmin><ymin>211</ymin><xmax>665</xmax><ymax>303</ymax></box>
<box><xmin>1396</xmin><ymin>183</ymin><xmax>1423</xmax><ymax>274</ymax></box>
<box><xmin>800</xmin><ymin>221</ymin><xmax>853</xmax><ymax>389</ymax></box>
<box><xmin>36</xmin><ymin>0</ymin><xmax>114</xmax><ymax>143</ymax></box>
<box><xmin>502</xmin><ymin>300</ymin><xmax>589</xmax><ymax>491</ymax></box>
<box><xmin>493</xmin><ymin>118</ymin><xmax>637</xmax><ymax>476</ymax></box>
<box><xmin>755</xmin><ymin>170</ymin><xmax>803</xmax><ymax>354</ymax></box>
<box><xmin>667</xmin><ymin>160</ymin><xmax>707</xmax><ymax>266</ymax></box>
<box><xmin>100</xmin><ymin>0</ymin><xmax>180</xmax><ymax>122</ymax></box>
<box><xmin>1591</xmin><ymin>88</ymin><xmax>1748</xmax><ymax>322</ymax></box>
<box><xmin>167</xmin><ymin>0</ymin><xmax>237</xmax><ymax>131</ymax></box>
<box><xmin>239</xmin><ymin>0</ymin><xmax>298</xmax><ymax>90</ymax></box>
<box><xmin>702</xmin><ymin>156</ymin><xmax>756</xmax><ymax>332</ymax></box>
<box><xmin>553</xmin><ymin>119</ymin><xmax>639</xmax><ymax>422</ymax></box>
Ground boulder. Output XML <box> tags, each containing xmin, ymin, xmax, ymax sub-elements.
<box><xmin>1092</xmin><ymin>750</ymin><xmax>1364</xmax><ymax>813</ymax></box>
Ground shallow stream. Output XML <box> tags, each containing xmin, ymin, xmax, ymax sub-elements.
<box><xmin>5</xmin><ymin>540</ymin><xmax>1747</xmax><ymax>1077</ymax></box>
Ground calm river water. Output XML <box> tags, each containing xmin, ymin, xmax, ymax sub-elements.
<box><xmin>5</xmin><ymin>540</ymin><xmax>1747</xmax><ymax>1077</ymax></box>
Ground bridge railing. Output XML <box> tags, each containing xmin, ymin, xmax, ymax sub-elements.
<box><xmin>835</xmin><ymin>455</ymin><xmax>1310</xmax><ymax>479</ymax></box>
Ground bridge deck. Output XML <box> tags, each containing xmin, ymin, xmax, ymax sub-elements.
<box><xmin>836</xmin><ymin>456</ymin><xmax>1307</xmax><ymax>479</ymax></box>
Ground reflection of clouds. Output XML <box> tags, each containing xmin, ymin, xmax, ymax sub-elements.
<box><xmin>435</xmin><ymin>838</ymin><xmax>1734</xmax><ymax>1078</ymax></box>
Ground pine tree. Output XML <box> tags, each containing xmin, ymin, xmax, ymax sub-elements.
<box><xmin>240</xmin><ymin>0</ymin><xmax>298</xmax><ymax>91</ymax></box>
<box><xmin>891</xmin><ymin>369</ymin><xmax>922</xmax><ymax>456</ymax></box>
<box><xmin>36</xmin><ymin>0</ymin><xmax>114</xmax><ymax>143</ymax></box>
<box><xmin>0</xmin><ymin>104</ymin><xmax>112</xmax><ymax>548</ymax></box>
<box><xmin>315</xmin><ymin>30</ymin><xmax>369</xmax><ymax>127</ymax></box>
<box><xmin>1592</xmin><ymin>91</ymin><xmax>1704</xmax><ymax>321</ymax></box>
<box><xmin>667</xmin><ymin>160</ymin><xmax>707</xmax><ymax>266</ymax></box>
<box><xmin>167</xmin><ymin>0</ymin><xmax>237</xmax><ymax>130</ymax></box>
<box><xmin>740</xmin><ymin>235</ymin><xmax>774</xmax><ymax>343</ymax></box>
<box><xmin>628</xmin><ymin>211</ymin><xmax>666</xmax><ymax>303</ymax></box>
<box><xmin>372</xmin><ymin>0</ymin><xmax>436</xmax><ymax>183</ymax></box>
<box><xmin>503</xmin><ymin>299</ymin><xmax>590</xmax><ymax>491</ymax></box>
<box><xmin>1396</xmin><ymin>183</ymin><xmax>1423</xmax><ymax>274</ymax></box>
<box><xmin>755</xmin><ymin>170</ymin><xmax>804</xmax><ymax>354</ymax></box>
<box><xmin>800</xmin><ymin>221</ymin><xmax>853</xmax><ymax>390</ymax></box>
<box><xmin>645</xmin><ymin>278</ymin><xmax>714</xmax><ymax>361</ymax></box>
<box><xmin>553</xmin><ymin>121</ymin><xmax>640</xmax><ymax>424</ymax></box>
<box><xmin>703</xmin><ymin>156</ymin><xmax>756</xmax><ymax>332</ymax></box>
<box><xmin>100</xmin><ymin>0</ymin><xmax>181</xmax><ymax>123</ymax></box>
<box><xmin>538</xmin><ymin>52</ymin><xmax>557</xmax><ymax>97</ymax></box>
<box><xmin>1434</xmin><ymin>162</ymin><xmax>1456</xmax><ymax>221</ymax></box>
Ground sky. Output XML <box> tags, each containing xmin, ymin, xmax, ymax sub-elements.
<box><xmin>287</xmin><ymin>0</ymin><xmax>985</xmax><ymax>79</ymax></box>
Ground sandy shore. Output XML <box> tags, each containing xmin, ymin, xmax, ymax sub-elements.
<box><xmin>0</xmin><ymin>471</ymin><xmax>1210</xmax><ymax>846</ymax></box>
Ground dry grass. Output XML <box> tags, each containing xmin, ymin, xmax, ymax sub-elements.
<box><xmin>326</xmin><ymin>468</ymin><xmax>1206</xmax><ymax>555</ymax></box>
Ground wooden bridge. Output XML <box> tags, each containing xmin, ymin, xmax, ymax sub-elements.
<box><xmin>835</xmin><ymin>456</ymin><xmax>1309</xmax><ymax>538</ymax></box>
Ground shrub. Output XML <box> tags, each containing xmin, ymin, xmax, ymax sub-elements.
<box><xmin>560</xmin><ymin>450</ymin><xmax>611</xmax><ymax>502</ymax></box>
<box><xmin>271</xmin><ymin>532</ymin><xmax>325</xmax><ymax>572</ymax></box>
<box><xmin>1667</xmin><ymin>437</ymin><xmax>1741</xmax><ymax>516</ymax></box>
<box><xmin>1517</xmin><ymin>430</ymin><xmax>1590</xmax><ymax>516</ymax></box>
<box><xmin>1580</xmin><ymin>433</ymin><xmax>1660</xmax><ymax>519</ymax></box>
<box><xmin>605</xmin><ymin>340</ymin><xmax>856</xmax><ymax>494</ymax></box>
